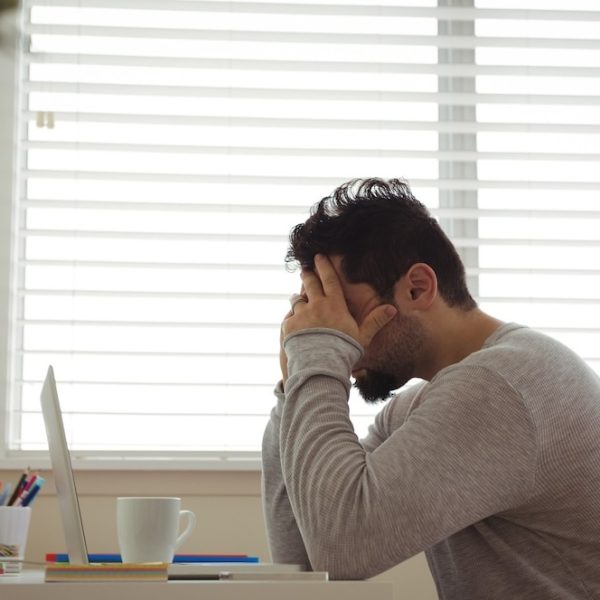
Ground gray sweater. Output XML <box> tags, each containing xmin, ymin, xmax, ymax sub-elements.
<box><xmin>261</xmin><ymin>323</ymin><xmax>600</xmax><ymax>599</ymax></box>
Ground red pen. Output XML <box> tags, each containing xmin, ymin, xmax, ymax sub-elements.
<box><xmin>14</xmin><ymin>473</ymin><xmax>38</xmax><ymax>506</ymax></box>
<box><xmin>22</xmin><ymin>473</ymin><xmax>38</xmax><ymax>494</ymax></box>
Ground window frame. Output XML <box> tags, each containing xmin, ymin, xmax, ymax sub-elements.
<box><xmin>5</xmin><ymin>0</ymin><xmax>599</xmax><ymax>469</ymax></box>
<box><xmin>0</xmin><ymin>7</ymin><xmax>22</xmax><ymax>467</ymax></box>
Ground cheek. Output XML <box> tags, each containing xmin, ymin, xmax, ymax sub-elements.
<box><xmin>365</xmin><ymin>320</ymin><xmax>397</xmax><ymax>361</ymax></box>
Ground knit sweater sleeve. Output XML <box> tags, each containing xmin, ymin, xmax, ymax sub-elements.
<box><xmin>261</xmin><ymin>350</ymin><xmax>421</xmax><ymax>568</ymax></box>
<box><xmin>278</xmin><ymin>329</ymin><xmax>537</xmax><ymax>580</ymax></box>
<box><xmin>261</xmin><ymin>382</ymin><xmax>311</xmax><ymax>568</ymax></box>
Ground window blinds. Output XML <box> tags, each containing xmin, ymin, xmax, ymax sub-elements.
<box><xmin>9</xmin><ymin>0</ymin><xmax>600</xmax><ymax>461</ymax></box>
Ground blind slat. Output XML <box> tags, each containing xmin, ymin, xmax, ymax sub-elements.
<box><xmin>19</xmin><ymin>260</ymin><xmax>600</xmax><ymax>277</ymax></box>
<box><xmin>18</xmin><ymin>289</ymin><xmax>289</xmax><ymax>299</ymax></box>
<box><xmin>21</xmin><ymin>227</ymin><xmax>288</xmax><ymax>241</ymax></box>
<box><xmin>19</xmin><ymin>259</ymin><xmax>288</xmax><ymax>270</ymax></box>
<box><xmin>21</xmin><ymin>0</ymin><xmax>600</xmax><ymax>22</ymax></box>
<box><xmin>20</xmin><ymin>199</ymin><xmax>600</xmax><ymax>219</ymax></box>
<box><xmin>24</xmin><ymin>24</ymin><xmax>600</xmax><ymax>50</ymax></box>
<box><xmin>23</xmin><ymin>112</ymin><xmax>600</xmax><ymax>134</ymax></box>
<box><xmin>19</xmin><ymin>319</ymin><xmax>280</xmax><ymax>328</ymax></box>
<box><xmin>24</xmin><ymin>81</ymin><xmax>600</xmax><ymax>107</ymax></box>
<box><xmin>19</xmin><ymin>229</ymin><xmax>600</xmax><ymax>247</ymax></box>
<box><xmin>25</xmin><ymin>53</ymin><xmax>600</xmax><ymax>79</ymax></box>
<box><xmin>18</xmin><ymin>349</ymin><xmax>276</xmax><ymax>358</ymax></box>
<box><xmin>22</xmin><ymin>142</ymin><xmax>600</xmax><ymax>163</ymax></box>
<box><xmin>20</xmin><ymin>172</ymin><xmax>600</xmax><ymax>190</ymax></box>
<box><xmin>21</xmin><ymin>196</ymin><xmax>311</xmax><ymax>212</ymax></box>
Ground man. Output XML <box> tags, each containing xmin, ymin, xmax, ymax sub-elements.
<box><xmin>261</xmin><ymin>177</ymin><xmax>600</xmax><ymax>599</ymax></box>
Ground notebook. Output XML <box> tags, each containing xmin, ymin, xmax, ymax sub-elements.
<box><xmin>40</xmin><ymin>365</ymin><xmax>305</xmax><ymax>580</ymax></box>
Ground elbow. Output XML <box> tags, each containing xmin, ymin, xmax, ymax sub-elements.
<box><xmin>303</xmin><ymin>502</ymin><xmax>414</xmax><ymax>580</ymax></box>
<box><xmin>306</xmin><ymin>533</ymin><xmax>397</xmax><ymax>581</ymax></box>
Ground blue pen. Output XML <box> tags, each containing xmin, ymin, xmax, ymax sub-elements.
<box><xmin>0</xmin><ymin>483</ymin><xmax>12</xmax><ymax>506</ymax></box>
<box><xmin>20</xmin><ymin>477</ymin><xmax>44</xmax><ymax>507</ymax></box>
<box><xmin>46</xmin><ymin>553</ymin><xmax>260</xmax><ymax>563</ymax></box>
<box><xmin>21</xmin><ymin>484</ymin><xmax>41</xmax><ymax>507</ymax></box>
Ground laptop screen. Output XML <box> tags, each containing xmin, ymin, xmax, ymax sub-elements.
<box><xmin>41</xmin><ymin>365</ymin><xmax>89</xmax><ymax>565</ymax></box>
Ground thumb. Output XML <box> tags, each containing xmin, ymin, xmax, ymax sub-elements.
<box><xmin>359</xmin><ymin>304</ymin><xmax>397</xmax><ymax>347</ymax></box>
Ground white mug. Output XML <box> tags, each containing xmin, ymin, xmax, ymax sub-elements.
<box><xmin>116</xmin><ymin>497</ymin><xmax>195</xmax><ymax>564</ymax></box>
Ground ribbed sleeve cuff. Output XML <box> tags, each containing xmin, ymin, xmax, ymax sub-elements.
<box><xmin>283</xmin><ymin>328</ymin><xmax>363</xmax><ymax>393</ymax></box>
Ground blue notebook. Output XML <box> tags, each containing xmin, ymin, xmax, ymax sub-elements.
<box><xmin>46</xmin><ymin>553</ymin><xmax>260</xmax><ymax>564</ymax></box>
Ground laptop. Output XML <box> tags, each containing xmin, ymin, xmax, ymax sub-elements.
<box><xmin>40</xmin><ymin>365</ymin><xmax>309</xmax><ymax>580</ymax></box>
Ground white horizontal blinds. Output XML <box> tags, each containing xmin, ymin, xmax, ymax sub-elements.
<box><xmin>15</xmin><ymin>0</ymin><xmax>600</xmax><ymax>456</ymax></box>
<box><xmin>472</xmin><ymin>0</ymin><xmax>600</xmax><ymax>376</ymax></box>
<box><xmin>15</xmin><ymin>0</ymin><xmax>440</xmax><ymax>453</ymax></box>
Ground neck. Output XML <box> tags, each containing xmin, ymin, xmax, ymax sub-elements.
<box><xmin>417</xmin><ymin>307</ymin><xmax>504</xmax><ymax>381</ymax></box>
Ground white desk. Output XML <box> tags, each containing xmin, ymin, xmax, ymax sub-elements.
<box><xmin>0</xmin><ymin>570</ymin><xmax>393</xmax><ymax>600</ymax></box>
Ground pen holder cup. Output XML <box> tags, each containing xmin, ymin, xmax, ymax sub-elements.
<box><xmin>0</xmin><ymin>506</ymin><xmax>32</xmax><ymax>573</ymax></box>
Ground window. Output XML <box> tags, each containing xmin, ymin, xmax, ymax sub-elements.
<box><xmin>1</xmin><ymin>0</ymin><xmax>599</xmax><ymax>467</ymax></box>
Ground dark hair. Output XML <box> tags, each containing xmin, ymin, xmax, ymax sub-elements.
<box><xmin>286</xmin><ymin>178</ymin><xmax>476</xmax><ymax>310</ymax></box>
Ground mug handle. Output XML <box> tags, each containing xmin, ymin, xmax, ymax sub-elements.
<box><xmin>175</xmin><ymin>509</ymin><xmax>196</xmax><ymax>550</ymax></box>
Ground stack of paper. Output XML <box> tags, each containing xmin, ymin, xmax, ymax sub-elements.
<box><xmin>44</xmin><ymin>562</ymin><xmax>168</xmax><ymax>582</ymax></box>
<box><xmin>0</xmin><ymin>558</ymin><xmax>23</xmax><ymax>575</ymax></box>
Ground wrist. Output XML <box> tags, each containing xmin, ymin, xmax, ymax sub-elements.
<box><xmin>284</xmin><ymin>328</ymin><xmax>363</xmax><ymax>381</ymax></box>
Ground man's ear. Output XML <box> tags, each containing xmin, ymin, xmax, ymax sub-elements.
<box><xmin>395</xmin><ymin>263</ymin><xmax>437</xmax><ymax>310</ymax></box>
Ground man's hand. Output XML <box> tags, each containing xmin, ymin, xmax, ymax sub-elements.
<box><xmin>282</xmin><ymin>254</ymin><xmax>397</xmax><ymax>349</ymax></box>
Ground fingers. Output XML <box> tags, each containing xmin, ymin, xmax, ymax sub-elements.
<box><xmin>289</xmin><ymin>292</ymin><xmax>308</xmax><ymax>313</ymax></box>
<box><xmin>359</xmin><ymin>304</ymin><xmax>397</xmax><ymax>347</ymax></box>
<box><xmin>300</xmin><ymin>254</ymin><xmax>344</xmax><ymax>301</ymax></box>
<box><xmin>300</xmin><ymin>268</ymin><xmax>323</xmax><ymax>301</ymax></box>
<box><xmin>313</xmin><ymin>254</ymin><xmax>344</xmax><ymax>299</ymax></box>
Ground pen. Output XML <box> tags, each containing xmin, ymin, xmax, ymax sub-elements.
<box><xmin>14</xmin><ymin>477</ymin><xmax>34</xmax><ymax>506</ymax></box>
<box><xmin>7</xmin><ymin>470</ymin><xmax>29</xmax><ymax>506</ymax></box>
<box><xmin>0</xmin><ymin>483</ymin><xmax>12</xmax><ymax>506</ymax></box>
<box><xmin>219</xmin><ymin>571</ymin><xmax>328</xmax><ymax>581</ymax></box>
<box><xmin>21</xmin><ymin>484</ymin><xmax>41</xmax><ymax>507</ymax></box>
<box><xmin>22</xmin><ymin>473</ymin><xmax>38</xmax><ymax>494</ymax></box>
<box><xmin>15</xmin><ymin>476</ymin><xmax>44</xmax><ymax>507</ymax></box>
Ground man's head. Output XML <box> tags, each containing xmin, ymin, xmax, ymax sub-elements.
<box><xmin>286</xmin><ymin>178</ymin><xmax>477</xmax><ymax>402</ymax></box>
<box><xmin>286</xmin><ymin>177</ymin><xmax>476</xmax><ymax>310</ymax></box>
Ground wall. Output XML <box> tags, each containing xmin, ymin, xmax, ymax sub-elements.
<box><xmin>0</xmin><ymin>468</ymin><xmax>438</xmax><ymax>599</ymax></box>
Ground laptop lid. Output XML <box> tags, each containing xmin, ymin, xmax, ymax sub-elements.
<box><xmin>41</xmin><ymin>365</ymin><xmax>89</xmax><ymax>565</ymax></box>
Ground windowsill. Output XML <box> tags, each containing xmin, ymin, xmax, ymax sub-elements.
<box><xmin>0</xmin><ymin>455</ymin><xmax>262</xmax><ymax>472</ymax></box>
<box><xmin>0</xmin><ymin>465</ymin><xmax>262</xmax><ymax>497</ymax></box>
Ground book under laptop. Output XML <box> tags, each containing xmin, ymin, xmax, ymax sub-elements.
<box><xmin>40</xmin><ymin>365</ymin><xmax>311</xmax><ymax>580</ymax></box>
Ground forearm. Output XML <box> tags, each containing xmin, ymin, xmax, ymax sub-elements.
<box><xmin>261</xmin><ymin>385</ymin><xmax>311</xmax><ymax>568</ymax></box>
<box><xmin>280</xmin><ymin>330</ymin><xmax>380</xmax><ymax>578</ymax></box>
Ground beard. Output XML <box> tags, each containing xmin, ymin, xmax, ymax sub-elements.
<box><xmin>353</xmin><ymin>311</ymin><xmax>425</xmax><ymax>404</ymax></box>
<box><xmin>353</xmin><ymin>370</ymin><xmax>400</xmax><ymax>404</ymax></box>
